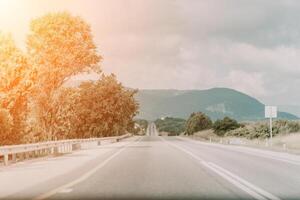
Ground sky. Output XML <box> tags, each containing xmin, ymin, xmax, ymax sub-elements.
<box><xmin>0</xmin><ymin>0</ymin><xmax>300</xmax><ymax>109</ymax></box>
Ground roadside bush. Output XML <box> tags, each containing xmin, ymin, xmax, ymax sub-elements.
<box><xmin>213</xmin><ymin>117</ymin><xmax>241</xmax><ymax>136</ymax></box>
<box><xmin>185</xmin><ymin>112</ymin><xmax>212</xmax><ymax>135</ymax></box>
<box><xmin>225</xmin><ymin>120</ymin><xmax>300</xmax><ymax>139</ymax></box>
<box><xmin>225</xmin><ymin>127</ymin><xmax>250</xmax><ymax>138</ymax></box>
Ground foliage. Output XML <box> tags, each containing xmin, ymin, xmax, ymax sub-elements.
<box><xmin>225</xmin><ymin>120</ymin><xmax>300</xmax><ymax>139</ymax></box>
<box><xmin>155</xmin><ymin>117</ymin><xmax>186</xmax><ymax>136</ymax></box>
<box><xmin>0</xmin><ymin>33</ymin><xmax>34</xmax><ymax>144</ymax></box>
<box><xmin>26</xmin><ymin>12</ymin><xmax>102</xmax><ymax>141</ymax></box>
<box><xmin>132</xmin><ymin>119</ymin><xmax>148</xmax><ymax>134</ymax></box>
<box><xmin>135</xmin><ymin>119</ymin><xmax>148</xmax><ymax>131</ymax></box>
<box><xmin>0</xmin><ymin>109</ymin><xmax>13</xmax><ymax>145</ymax></box>
<box><xmin>185</xmin><ymin>112</ymin><xmax>212</xmax><ymax>135</ymax></box>
<box><xmin>213</xmin><ymin>117</ymin><xmax>241</xmax><ymax>136</ymax></box>
<box><xmin>51</xmin><ymin>75</ymin><xmax>138</xmax><ymax>139</ymax></box>
<box><xmin>0</xmin><ymin>12</ymin><xmax>139</xmax><ymax>145</ymax></box>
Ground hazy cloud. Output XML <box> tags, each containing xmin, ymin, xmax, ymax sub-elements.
<box><xmin>1</xmin><ymin>0</ymin><xmax>300</xmax><ymax>106</ymax></box>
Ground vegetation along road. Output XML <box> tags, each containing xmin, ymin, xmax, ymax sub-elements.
<box><xmin>1</xmin><ymin>123</ymin><xmax>300</xmax><ymax>199</ymax></box>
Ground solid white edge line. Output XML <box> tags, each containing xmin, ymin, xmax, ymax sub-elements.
<box><xmin>202</xmin><ymin>161</ymin><xmax>267</xmax><ymax>200</ymax></box>
<box><xmin>34</xmin><ymin>136</ymin><xmax>142</xmax><ymax>200</ymax></box>
<box><xmin>177</xmin><ymin>136</ymin><xmax>300</xmax><ymax>166</ymax></box>
<box><xmin>161</xmin><ymin>137</ymin><xmax>281</xmax><ymax>200</ymax></box>
<box><xmin>208</xmin><ymin>162</ymin><xmax>281</xmax><ymax>200</ymax></box>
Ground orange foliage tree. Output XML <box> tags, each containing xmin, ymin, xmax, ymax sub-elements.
<box><xmin>26</xmin><ymin>12</ymin><xmax>101</xmax><ymax>141</ymax></box>
<box><xmin>0</xmin><ymin>12</ymin><xmax>139</xmax><ymax>145</ymax></box>
<box><xmin>0</xmin><ymin>33</ymin><xmax>34</xmax><ymax>144</ymax></box>
<box><xmin>51</xmin><ymin>74</ymin><xmax>138</xmax><ymax>139</ymax></box>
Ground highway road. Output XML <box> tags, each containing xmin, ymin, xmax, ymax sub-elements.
<box><xmin>4</xmin><ymin>123</ymin><xmax>300</xmax><ymax>200</ymax></box>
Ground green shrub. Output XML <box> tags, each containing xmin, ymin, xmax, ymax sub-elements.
<box><xmin>155</xmin><ymin>117</ymin><xmax>186</xmax><ymax>135</ymax></box>
<box><xmin>225</xmin><ymin>127</ymin><xmax>250</xmax><ymax>138</ymax></box>
<box><xmin>213</xmin><ymin>117</ymin><xmax>241</xmax><ymax>136</ymax></box>
<box><xmin>226</xmin><ymin>120</ymin><xmax>300</xmax><ymax>139</ymax></box>
<box><xmin>185</xmin><ymin>112</ymin><xmax>212</xmax><ymax>135</ymax></box>
<box><xmin>286</xmin><ymin>121</ymin><xmax>300</xmax><ymax>133</ymax></box>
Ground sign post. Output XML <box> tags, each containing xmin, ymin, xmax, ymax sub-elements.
<box><xmin>265</xmin><ymin>106</ymin><xmax>277</xmax><ymax>146</ymax></box>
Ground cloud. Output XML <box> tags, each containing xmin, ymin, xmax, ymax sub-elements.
<box><xmin>1</xmin><ymin>0</ymin><xmax>300</xmax><ymax>106</ymax></box>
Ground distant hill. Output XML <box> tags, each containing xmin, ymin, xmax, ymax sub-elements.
<box><xmin>278</xmin><ymin>105</ymin><xmax>300</xmax><ymax>118</ymax></box>
<box><xmin>135</xmin><ymin>88</ymin><xmax>298</xmax><ymax>121</ymax></box>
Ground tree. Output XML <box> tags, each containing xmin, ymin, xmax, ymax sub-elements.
<box><xmin>155</xmin><ymin>117</ymin><xmax>186</xmax><ymax>136</ymax></box>
<box><xmin>52</xmin><ymin>74</ymin><xmax>139</xmax><ymax>139</ymax></box>
<box><xmin>0</xmin><ymin>33</ymin><xmax>33</xmax><ymax>144</ymax></box>
<box><xmin>26</xmin><ymin>12</ymin><xmax>101</xmax><ymax>140</ymax></box>
<box><xmin>185</xmin><ymin>112</ymin><xmax>212</xmax><ymax>135</ymax></box>
<box><xmin>133</xmin><ymin>119</ymin><xmax>148</xmax><ymax>135</ymax></box>
<box><xmin>0</xmin><ymin>12</ymin><xmax>139</xmax><ymax>145</ymax></box>
<box><xmin>213</xmin><ymin>116</ymin><xmax>241</xmax><ymax>136</ymax></box>
<box><xmin>0</xmin><ymin>108</ymin><xmax>13</xmax><ymax>145</ymax></box>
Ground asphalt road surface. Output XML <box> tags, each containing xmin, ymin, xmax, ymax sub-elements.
<box><xmin>5</xmin><ymin>123</ymin><xmax>300</xmax><ymax>200</ymax></box>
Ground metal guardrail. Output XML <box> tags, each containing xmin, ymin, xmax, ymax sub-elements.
<box><xmin>0</xmin><ymin>133</ymin><xmax>131</xmax><ymax>166</ymax></box>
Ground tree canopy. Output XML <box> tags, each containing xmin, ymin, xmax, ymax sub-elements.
<box><xmin>0</xmin><ymin>12</ymin><xmax>138</xmax><ymax>145</ymax></box>
<box><xmin>185</xmin><ymin>112</ymin><xmax>213</xmax><ymax>135</ymax></box>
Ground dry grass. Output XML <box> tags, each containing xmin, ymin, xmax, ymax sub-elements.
<box><xmin>272</xmin><ymin>133</ymin><xmax>300</xmax><ymax>149</ymax></box>
<box><xmin>192</xmin><ymin>129</ymin><xmax>218</xmax><ymax>141</ymax></box>
<box><xmin>189</xmin><ymin>129</ymin><xmax>300</xmax><ymax>154</ymax></box>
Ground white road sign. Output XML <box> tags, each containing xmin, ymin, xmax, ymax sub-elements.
<box><xmin>265</xmin><ymin>106</ymin><xmax>277</xmax><ymax>118</ymax></box>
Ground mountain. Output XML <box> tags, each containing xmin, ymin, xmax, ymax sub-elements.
<box><xmin>135</xmin><ymin>88</ymin><xmax>298</xmax><ymax>121</ymax></box>
<box><xmin>278</xmin><ymin>105</ymin><xmax>300</xmax><ymax>118</ymax></box>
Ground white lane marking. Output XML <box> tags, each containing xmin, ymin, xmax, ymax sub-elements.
<box><xmin>208</xmin><ymin>162</ymin><xmax>280</xmax><ymax>200</ymax></box>
<box><xmin>57</xmin><ymin>188</ymin><xmax>73</xmax><ymax>194</ymax></box>
<box><xmin>178</xmin><ymin>136</ymin><xmax>300</xmax><ymax>166</ymax></box>
<box><xmin>161</xmin><ymin>137</ymin><xmax>281</xmax><ymax>200</ymax></box>
<box><xmin>202</xmin><ymin>161</ymin><xmax>267</xmax><ymax>200</ymax></box>
<box><xmin>34</xmin><ymin>137</ymin><xmax>142</xmax><ymax>200</ymax></box>
<box><xmin>230</xmin><ymin>149</ymin><xmax>300</xmax><ymax>166</ymax></box>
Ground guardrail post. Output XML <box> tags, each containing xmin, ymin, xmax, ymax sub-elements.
<box><xmin>19</xmin><ymin>153</ymin><xmax>24</xmax><ymax>160</ymax></box>
<box><xmin>4</xmin><ymin>154</ymin><xmax>8</xmax><ymax>166</ymax></box>
<box><xmin>12</xmin><ymin>154</ymin><xmax>16</xmax><ymax>163</ymax></box>
<box><xmin>72</xmin><ymin>143</ymin><xmax>81</xmax><ymax>150</ymax></box>
<box><xmin>209</xmin><ymin>137</ymin><xmax>212</xmax><ymax>143</ymax></box>
<box><xmin>47</xmin><ymin>148</ymin><xmax>51</xmax><ymax>154</ymax></box>
<box><xmin>54</xmin><ymin>146</ymin><xmax>59</xmax><ymax>155</ymax></box>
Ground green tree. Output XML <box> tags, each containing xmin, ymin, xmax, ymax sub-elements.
<box><xmin>54</xmin><ymin>74</ymin><xmax>138</xmax><ymax>139</ymax></box>
<box><xmin>155</xmin><ymin>117</ymin><xmax>186</xmax><ymax>136</ymax></box>
<box><xmin>213</xmin><ymin>116</ymin><xmax>241</xmax><ymax>136</ymax></box>
<box><xmin>185</xmin><ymin>112</ymin><xmax>212</xmax><ymax>135</ymax></box>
